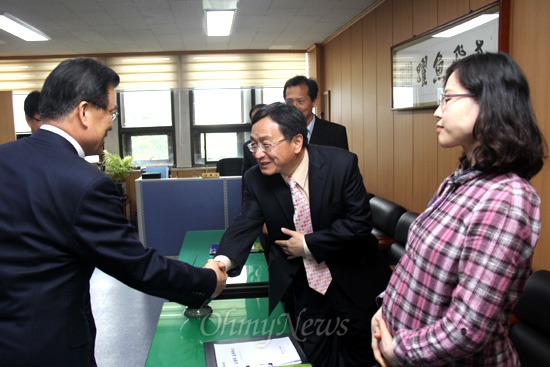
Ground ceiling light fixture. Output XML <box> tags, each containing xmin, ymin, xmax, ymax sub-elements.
<box><xmin>206</xmin><ymin>10</ymin><xmax>235</xmax><ymax>37</ymax></box>
<box><xmin>432</xmin><ymin>13</ymin><xmax>499</xmax><ymax>38</ymax></box>
<box><xmin>0</xmin><ymin>12</ymin><xmax>49</xmax><ymax>41</ymax></box>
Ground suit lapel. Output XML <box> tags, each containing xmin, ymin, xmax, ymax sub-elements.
<box><xmin>309</xmin><ymin>115</ymin><xmax>324</xmax><ymax>144</ymax></box>
<box><xmin>266</xmin><ymin>174</ymin><xmax>295</xmax><ymax>226</ymax></box>
<box><xmin>306</xmin><ymin>146</ymin><xmax>327</xmax><ymax>229</ymax></box>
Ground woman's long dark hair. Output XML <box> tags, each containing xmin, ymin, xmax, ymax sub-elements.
<box><xmin>444</xmin><ymin>52</ymin><xmax>546</xmax><ymax>179</ymax></box>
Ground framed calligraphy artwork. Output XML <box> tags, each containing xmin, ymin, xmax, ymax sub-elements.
<box><xmin>392</xmin><ymin>4</ymin><xmax>500</xmax><ymax>110</ymax></box>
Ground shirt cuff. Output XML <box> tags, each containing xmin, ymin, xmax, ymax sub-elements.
<box><xmin>303</xmin><ymin>236</ymin><xmax>311</xmax><ymax>256</ymax></box>
<box><xmin>213</xmin><ymin>255</ymin><xmax>234</xmax><ymax>271</ymax></box>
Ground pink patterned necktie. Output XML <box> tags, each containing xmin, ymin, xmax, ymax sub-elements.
<box><xmin>288</xmin><ymin>176</ymin><xmax>332</xmax><ymax>295</ymax></box>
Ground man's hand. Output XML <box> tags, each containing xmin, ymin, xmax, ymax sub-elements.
<box><xmin>203</xmin><ymin>259</ymin><xmax>228</xmax><ymax>298</ymax></box>
<box><xmin>274</xmin><ymin>227</ymin><xmax>306</xmax><ymax>259</ymax></box>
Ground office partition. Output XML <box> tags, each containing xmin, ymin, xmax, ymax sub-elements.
<box><xmin>135</xmin><ymin>176</ymin><xmax>242</xmax><ymax>255</ymax></box>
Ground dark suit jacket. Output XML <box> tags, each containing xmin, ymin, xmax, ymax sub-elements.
<box><xmin>218</xmin><ymin>144</ymin><xmax>390</xmax><ymax>314</ymax></box>
<box><xmin>0</xmin><ymin>129</ymin><xmax>216</xmax><ymax>366</ymax></box>
<box><xmin>309</xmin><ymin>116</ymin><xmax>349</xmax><ymax>150</ymax></box>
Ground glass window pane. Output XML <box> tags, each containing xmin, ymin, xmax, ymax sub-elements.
<box><xmin>12</xmin><ymin>93</ymin><xmax>31</xmax><ymax>133</ymax></box>
<box><xmin>193</xmin><ymin>131</ymin><xmax>246</xmax><ymax>165</ymax></box>
<box><xmin>193</xmin><ymin>89</ymin><xmax>244</xmax><ymax>125</ymax></box>
<box><xmin>262</xmin><ymin>87</ymin><xmax>284</xmax><ymax>104</ymax></box>
<box><xmin>122</xmin><ymin>133</ymin><xmax>174</xmax><ymax>167</ymax></box>
<box><xmin>121</xmin><ymin>90</ymin><xmax>172</xmax><ymax>128</ymax></box>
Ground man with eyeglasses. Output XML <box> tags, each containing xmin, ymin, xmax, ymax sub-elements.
<box><xmin>214</xmin><ymin>102</ymin><xmax>391</xmax><ymax>367</ymax></box>
<box><xmin>0</xmin><ymin>57</ymin><xmax>227</xmax><ymax>366</ymax></box>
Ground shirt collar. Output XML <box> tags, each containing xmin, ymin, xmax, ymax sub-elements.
<box><xmin>40</xmin><ymin>124</ymin><xmax>86</xmax><ymax>158</ymax></box>
<box><xmin>307</xmin><ymin>115</ymin><xmax>316</xmax><ymax>142</ymax></box>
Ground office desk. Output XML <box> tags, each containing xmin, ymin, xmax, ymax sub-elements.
<box><xmin>145</xmin><ymin>297</ymin><xmax>291</xmax><ymax>367</ymax></box>
<box><xmin>180</xmin><ymin>230</ymin><xmax>268</xmax><ymax>299</ymax></box>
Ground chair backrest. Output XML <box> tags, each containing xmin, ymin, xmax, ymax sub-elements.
<box><xmin>510</xmin><ymin>270</ymin><xmax>550</xmax><ymax>367</ymax></box>
<box><xmin>216</xmin><ymin>157</ymin><xmax>244</xmax><ymax>176</ymax></box>
<box><xmin>388</xmin><ymin>211</ymin><xmax>419</xmax><ymax>266</ymax></box>
<box><xmin>369</xmin><ymin>196</ymin><xmax>407</xmax><ymax>237</ymax></box>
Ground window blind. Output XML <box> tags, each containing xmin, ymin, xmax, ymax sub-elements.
<box><xmin>0</xmin><ymin>52</ymin><xmax>306</xmax><ymax>92</ymax></box>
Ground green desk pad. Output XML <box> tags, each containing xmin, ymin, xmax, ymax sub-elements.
<box><xmin>145</xmin><ymin>297</ymin><xmax>290</xmax><ymax>366</ymax></box>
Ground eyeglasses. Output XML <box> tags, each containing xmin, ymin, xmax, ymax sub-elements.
<box><xmin>87</xmin><ymin>101</ymin><xmax>119</xmax><ymax>121</ymax></box>
<box><xmin>106</xmin><ymin>107</ymin><xmax>119</xmax><ymax>121</ymax></box>
<box><xmin>247</xmin><ymin>138</ymin><xmax>287</xmax><ymax>153</ymax></box>
<box><xmin>100</xmin><ymin>106</ymin><xmax>119</xmax><ymax>121</ymax></box>
<box><xmin>438</xmin><ymin>93</ymin><xmax>476</xmax><ymax>107</ymax></box>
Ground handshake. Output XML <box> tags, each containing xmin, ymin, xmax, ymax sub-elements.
<box><xmin>203</xmin><ymin>259</ymin><xmax>228</xmax><ymax>299</ymax></box>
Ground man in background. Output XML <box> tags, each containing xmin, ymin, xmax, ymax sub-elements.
<box><xmin>284</xmin><ymin>75</ymin><xmax>348</xmax><ymax>150</ymax></box>
<box><xmin>0</xmin><ymin>57</ymin><xmax>227</xmax><ymax>366</ymax></box>
<box><xmin>24</xmin><ymin>90</ymin><xmax>42</xmax><ymax>133</ymax></box>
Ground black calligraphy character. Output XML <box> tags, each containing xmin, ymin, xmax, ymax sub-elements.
<box><xmin>433</xmin><ymin>51</ymin><xmax>444</xmax><ymax>84</ymax></box>
<box><xmin>475</xmin><ymin>39</ymin><xmax>484</xmax><ymax>54</ymax></box>
<box><xmin>453</xmin><ymin>45</ymin><xmax>467</xmax><ymax>61</ymax></box>
<box><xmin>416</xmin><ymin>56</ymin><xmax>428</xmax><ymax>87</ymax></box>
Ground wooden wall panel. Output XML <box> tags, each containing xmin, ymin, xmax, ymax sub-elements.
<box><xmin>470</xmin><ymin>0</ymin><xmax>496</xmax><ymax>11</ymax></box>
<box><xmin>307</xmin><ymin>44</ymin><xmax>323</xmax><ymax>110</ymax></box>
<box><xmin>392</xmin><ymin>0</ymin><xmax>413</xmax><ymax>45</ymax></box>
<box><xmin>375</xmin><ymin>0</ymin><xmax>395</xmax><ymax>199</ymax></box>
<box><xmin>331</xmin><ymin>37</ymin><xmax>342</xmax><ymax>124</ymax></box>
<box><xmin>0</xmin><ymin>91</ymin><xmax>15</xmax><ymax>144</ymax></box>
<box><xmin>510</xmin><ymin>0</ymin><xmax>550</xmax><ymax>271</ymax></box>
<box><xmin>412</xmin><ymin>0</ymin><xmax>438</xmax><ymax>36</ymax></box>
<box><xmin>340</xmin><ymin>29</ymin><xmax>352</xmax><ymax>148</ymax></box>
<box><xmin>362</xmin><ymin>14</ymin><xmax>379</xmax><ymax>194</ymax></box>
<box><xmin>323</xmin><ymin>41</ymin><xmax>337</xmax><ymax>120</ymax></box>
<box><xmin>437</xmin><ymin>0</ymin><xmax>469</xmax><ymax>25</ymax></box>
<box><xmin>411</xmin><ymin>110</ymin><xmax>439</xmax><ymax>212</ymax></box>
<box><xmin>350</xmin><ymin>22</ymin><xmax>364</xmax><ymax>157</ymax></box>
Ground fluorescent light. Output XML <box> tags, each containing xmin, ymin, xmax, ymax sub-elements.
<box><xmin>432</xmin><ymin>14</ymin><xmax>499</xmax><ymax>38</ymax></box>
<box><xmin>206</xmin><ymin>10</ymin><xmax>235</xmax><ymax>36</ymax></box>
<box><xmin>0</xmin><ymin>12</ymin><xmax>49</xmax><ymax>41</ymax></box>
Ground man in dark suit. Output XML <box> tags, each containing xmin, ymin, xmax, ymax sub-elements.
<box><xmin>0</xmin><ymin>57</ymin><xmax>227</xmax><ymax>367</ymax></box>
<box><xmin>284</xmin><ymin>75</ymin><xmax>349</xmax><ymax>150</ymax></box>
<box><xmin>214</xmin><ymin>102</ymin><xmax>391</xmax><ymax>367</ymax></box>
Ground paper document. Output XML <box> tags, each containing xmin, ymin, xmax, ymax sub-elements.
<box><xmin>211</xmin><ymin>336</ymin><xmax>302</xmax><ymax>367</ymax></box>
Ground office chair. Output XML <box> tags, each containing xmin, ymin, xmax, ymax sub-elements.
<box><xmin>510</xmin><ymin>270</ymin><xmax>550</xmax><ymax>366</ymax></box>
<box><xmin>216</xmin><ymin>157</ymin><xmax>243</xmax><ymax>176</ymax></box>
<box><xmin>388</xmin><ymin>211</ymin><xmax>419</xmax><ymax>267</ymax></box>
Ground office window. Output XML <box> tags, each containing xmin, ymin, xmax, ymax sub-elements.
<box><xmin>190</xmin><ymin>88</ymin><xmax>283</xmax><ymax>165</ymax></box>
<box><xmin>193</xmin><ymin>89</ymin><xmax>244</xmax><ymax>125</ymax></box>
<box><xmin>12</xmin><ymin>93</ymin><xmax>31</xmax><ymax>135</ymax></box>
<box><xmin>261</xmin><ymin>87</ymin><xmax>284</xmax><ymax>104</ymax></box>
<box><xmin>121</xmin><ymin>133</ymin><xmax>174</xmax><ymax>166</ymax></box>
<box><xmin>119</xmin><ymin>90</ymin><xmax>175</xmax><ymax>167</ymax></box>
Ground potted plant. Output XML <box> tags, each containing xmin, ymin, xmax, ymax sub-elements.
<box><xmin>101</xmin><ymin>150</ymin><xmax>136</xmax><ymax>195</ymax></box>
